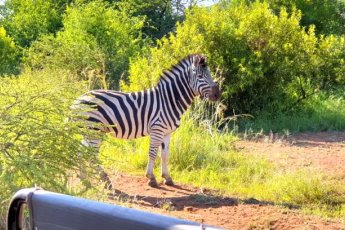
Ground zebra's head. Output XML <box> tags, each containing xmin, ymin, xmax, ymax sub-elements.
<box><xmin>190</xmin><ymin>54</ymin><xmax>221</xmax><ymax>101</ymax></box>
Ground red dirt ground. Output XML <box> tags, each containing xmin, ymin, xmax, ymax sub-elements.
<box><xmin>106</xmin><ymin>132</ymin><xmax>345</xmax><ymax>230</ymax></box>
<box><xmin>236</xmin><ymin>131</ymin><xmax>345</xmax><ymax>179</ymax></box>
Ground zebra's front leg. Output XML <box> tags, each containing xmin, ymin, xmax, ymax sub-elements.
<box><xmin>146</xmin><ymin>129</ymin><xmax>164</xmax><ymax>187</ymax></box>
<box><xmin>161</xmin><ymin>134</ymin><xmax>174</xmax><ymax>186</ymax></box>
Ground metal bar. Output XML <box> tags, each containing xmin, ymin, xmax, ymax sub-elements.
<box><xmin>7</xmin><ymin>188</ymin><xmax>222</xmax><ymax>230</ymax></box>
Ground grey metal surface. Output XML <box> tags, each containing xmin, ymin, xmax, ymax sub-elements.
<box><xmin>7</xmin><ymin>188</ymin><xmax>222</xmax><ymax>230</ymax></box>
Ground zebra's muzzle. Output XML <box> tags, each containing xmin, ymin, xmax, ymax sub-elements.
<box><xmin>208</xmin><ymin>84</ymin><xmax>221</xmax><ymax>101</ymax></box>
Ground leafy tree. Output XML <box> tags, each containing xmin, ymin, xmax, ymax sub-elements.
<box><xmin>228</xmin><ymin>0</ymin><xmax>345</xmax><ymax>35</ymax></box>
<box><xmin>115</xmin><ymin>0</ymin><xmax>191</xmax><ymax>40</ymax></box>
<box><xmin>26</xmin><ymin>0</ymin><xmax>145</xmax><ymax>89</ymax></box>
<box><xmin>1</xmin><ymin>0</ymin><xmax>71</xmax><ymax>48</ymax></box>
<box><xmin>26</xmin><ymin>32</ymin><xmax>107</xmax><ymax>88</ymax></box>
<box><xmin>316</xmin><ymin>35</ymin><xmax>345</xmax><ymax>90</ymax></box>
<box><xmin>0</xmin><ymin>26</ymin><xmax>19</xmax><ymax>75</ymax></box>
<box><xmin>276</xmin><ymin>0</ymin><xmax>345</xmax><ymax>35</ymax></box>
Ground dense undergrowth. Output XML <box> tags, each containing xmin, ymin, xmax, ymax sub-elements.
<box><xmin>240</xmin><ymin>91</ymin><xmax>345</xmax><ymax>133</ymax></box>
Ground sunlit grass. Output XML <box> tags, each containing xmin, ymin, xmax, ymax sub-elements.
<box><xmin>239</xmin><ymin>92</ymin><xmax>345</xmax><ymax>133</ymax></box>
<box><xmin>100</xmin><ymin>111</ymin><xmax>345</xmax><ymax>219</ymax></box>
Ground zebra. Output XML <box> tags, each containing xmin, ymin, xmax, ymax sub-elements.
<box><xmin>74</xmin><ymin>54</ymin><xmax>221</xmax><ymax>187</ymax></box>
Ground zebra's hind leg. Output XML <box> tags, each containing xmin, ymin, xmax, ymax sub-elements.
<box><xmin>161</xmin><ymin>134</ymin><xmax>174</xmax><ymax>186</ymax></box>
<box><xmin>81</xmin><ymin>138</ymin><xmax>113</xmax><ymax>190</ymax></box>
<box><xmin>146</xmin><ymin>128</ymin><xmax>164</xmax><ymax>187</ymax></box>
<box><xmin>95</xmin><ymin>164</ymin><xmax>113</xmax><ymax>190</ymax></box>
<box><xmin>146</xmin><ymin>154</ymin><xmax>159</xmax><ymax>188</ymax></box>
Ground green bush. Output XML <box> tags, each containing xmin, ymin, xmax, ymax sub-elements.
<box><xmin>0</xmin><ymin>70</ymin><xmax>101</xmax><ymax>228</ymax></box>
<box><xmin>125</xmin><ymin>2</ymin><xmax>345</xmax><ymax>115</ymax></box>
<box><xmin>316</xmin><ymin>35</ymin><xmax>345</xmax><ymax>89</ymax></box>
<box><xmin>115</xmin><ymin>0</ymin><xmax>187</xmax><ymax>40</ymax></box>
<box><xmin>253</xmin><ymin>0</ymin><xmax>345</xmax><ymax>35</ymax></box>
<box><xmin>0</xmin><ymin>27</ymin><xmax>19</xmax><ymax>75</ymax></box>
<box><xmin>240</xmin><ymin>91</ymin><xmax>345</xmax><ymax>133</ymax></box>
<box><xmin>25</xmin><ymin>0</ymin><xmax>146</xmax><ymax>88</ymax></box>
<box><xmin>1</xmin><ymin>0</ymin><xmax>69</xmax><ymax>48</ymax></box>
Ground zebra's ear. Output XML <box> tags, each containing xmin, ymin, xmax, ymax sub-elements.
<box><xmin>199</xmin><ymin>55</ymin><xmax>207</xmax><ymax>67</ymax></box>
<box><xmin>193</xmin><ymin>55</ymin><xmax>201</xmax><ymax>67</ymax></box>
<box><xmin>193</xmin><ymin>54</ymin><xmax>207</xmax><ymax>67</ymax></box>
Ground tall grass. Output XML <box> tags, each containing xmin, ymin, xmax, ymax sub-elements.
<box><xmin>239</xmin><ymin>91</ymin><xmax>345</xmax><ymax>133</ymax></box>
<box><xmin>100</xmin><ymin>101</ymin><xmax>345</xmax><ymax>218</ymax></box>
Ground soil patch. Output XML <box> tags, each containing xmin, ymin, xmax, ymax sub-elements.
<box><xmin>106</xmin><ymin>173</ymin><xmax>344</xmax><ymax>230</ymax></box>
<box><xmin>235</xmin><ymin>131</ymin><xmax>345</xmax><ymax>179</ymax></box>
<box><xmin>105</xmin><ymin>132</ymin><xmax>345</xmax><ymax>229</ymax></box>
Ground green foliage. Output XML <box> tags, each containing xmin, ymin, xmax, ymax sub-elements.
<box><xmin>0</xmin><ymin>26</ymin><xmax>19</xmax><ymax>75</ymax></box>
<box><xmin>116</xmin><ymin>0</ymin><xmax>188</xmax><ymax>40</ymax></box>
<box><xmin>226</xmin><ymin>3</ymin><xmax>316</xmax><ymax>112</ymax></box>
<box><xmin>1</xmin><ymin>0</ymin><xmax>70</xmax><ymax>48</ymax></box>
<box><xmin>0</xmin><ymin>70</ymin><xmax>102</xmax><ymax>227</ymax></box>
<box><xmin>0</xmin><ymin>0</ymin><xmax>189</xmax><ymax>80</ymax></box>
<box><xmin>240</xmin><ymin>91</ymin><xmax>345</xmax><ymax>133</ymax></box>
<box><xmin>25</xmin><ymin>0</ymin><xmax>146</xmax><ymax>88</ymax></box>
<box><xmin>227</xmin><ymin>0</ymin><xmax>345</xmax><ymax>35</ymax></box>
<box><xmin>170</xmin><ymin>114</ymin><xmax>237</xmax><ymax>172</ymax></box>
<box><xmin>26</xmin><ymin>33</ymin><xmax>107</xmax><ymax>88</ymax></box>
<box><xmin>122</xmin><ymin>7</ymin><xmax>206</xmax><ymax>91</ymax></box>
<box><xmin>126</xmin><ymin>2</ymin><xmax>345</xmax><ymax>115</ymax></box>
<box><xmin>316</xmin><ymin>35</ymin><xmax>345</xmax><ymax>89</ymax></box>
<box><xmin>265</xmin><ymin>0</ymin><xmax>345</xmax><ymax>35</ymax></box>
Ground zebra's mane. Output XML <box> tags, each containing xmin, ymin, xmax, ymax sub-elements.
<box><xmin>159</xmin><ymin>54</ymin><xmax>204</xmax><ymax>81</ymax></box>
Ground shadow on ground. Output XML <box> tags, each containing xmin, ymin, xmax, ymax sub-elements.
<box><xmin>107</xmin><ymin>185</ymin><xmax>298</xmax><ymax>211</ymax></box>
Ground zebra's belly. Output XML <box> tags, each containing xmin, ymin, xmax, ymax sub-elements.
<box><xmin>105</xmin><ymin>120</ymin><xmax>150</xmax><ymax>140</ymax></box>
<box><xmin>110</xmin><ymin>128</ymin><xmax>149</xmax><ymax>140</ymax></box>
<box><xmin>109</xmin><ymin>121</ymin><xmax>179</xmax><ymax>140</ymax></box>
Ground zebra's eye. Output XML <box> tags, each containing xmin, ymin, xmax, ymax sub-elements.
<box><xmin>197</xmin><ymin>74</ymin><xmax>203</xmax><ymax>78</ymax></box>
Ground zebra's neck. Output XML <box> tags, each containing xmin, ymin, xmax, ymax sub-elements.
<box><xmin>156</xmin><ymin>59</ymin><xmax>196</xmax><ymax>123</ymax></box>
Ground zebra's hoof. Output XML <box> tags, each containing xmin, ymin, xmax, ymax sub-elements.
<box><xmin>100</xmin><ymin>173</ymin><xmax>113</xmax><ymax>190</ymax></box>
<box><xmin>148</xmin><ymin>178</ymin><xmax>158</xmax><ymax>188</ymax></box>
<box><xmin>164</xmin><ymin>178</ymin><xmax>174</xmax><ymax>186</ymax></box>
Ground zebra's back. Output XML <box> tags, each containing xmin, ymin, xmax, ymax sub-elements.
<box><xmin>74</xmin><ymin>89</ymin><xmax>161</xmax><ymax>139</ymax></box>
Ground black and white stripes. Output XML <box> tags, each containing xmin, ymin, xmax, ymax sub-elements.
<box><xmin>74</xmin><ymin>54</ymin><xmax>221</xmax><ymax>187</ymax></box>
